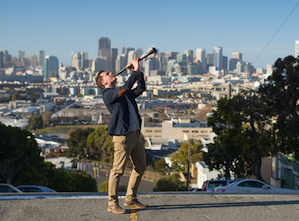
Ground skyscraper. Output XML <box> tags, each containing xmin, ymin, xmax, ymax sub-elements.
<box><xmin>213</xmin><ymin>47</ymin><xmax>223</xmax><ymax>70</ymax></box>
<box><xmin>31</xmin><ymin>55</ymin><xmax>38</xmax><ymax>67</ymax></box>
<box><xmin>110</xmin><ymin>48</ymin><xmax>118</xmax><ymax>73</ymax></box>
<box><xmin>98</xmin><ymin>38</ymin><xmax>111</xmax><ymax>71</ymax></box>
<box><xmin>121</xmin><ymin>40</ymin><xmax>125</xmax><ymax>55</ymax></box>
<box><xmin>98</xmin><ymin>38</ymin><xmax>110</xmax><ymax>56</ymax></box>
<box><xmin>0</xmin><ymin>51</ymin><xmax>3</xmax><ymax>68</ymax></box>
<box><xmin>232</xmin><ymin>52</ymin><xmax>242</xmax><ymax>61</ymax></box>
<box><xmin>71</xmin><ymin>52</ymin><xmax>81</xmax><ymax>70</ymax></box>
<box><xmin>39</xmin><ymin>50</ymin><xmax>45</xmax><ymax>67</ymax></box>
<box><xmin>196</xmin><ymin>48</ymin><xmax>206</xmax><ymax>70</ymax></box>
<box><xmin>44</xmin><ymin>55</ymin><xmax>59</xmax><ymax>79</ymax></box>
<box><xmin>295</xmin><ymin>40</ymin><xmax>299</xmax><ymax>58</ymax></box>
<box><xmin>18</xmin><ymin>50</ymin><xmax>25</xmax><ymax>61</ymax></box>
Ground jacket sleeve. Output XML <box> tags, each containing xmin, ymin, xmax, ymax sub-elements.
<box><xmin>132</xmin><ymin>72</ymin><xmax>146</xmax><ymax>98</ymax></box>
<box><xmin>103</xmin><ymin>71</ymin><xmax>143</xmax><ymax>105</ymax></box>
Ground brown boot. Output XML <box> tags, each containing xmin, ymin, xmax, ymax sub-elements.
<box><xmin>124</xmin><ymin>199</ymin><xmax>148</xmax><ymax>209</ymax></box>
<box><xmin>107</xmin><ymin>204</ymin><xmax>126</xmax><ymax>214</ymax></box>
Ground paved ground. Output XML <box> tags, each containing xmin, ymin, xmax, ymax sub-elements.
<box><xmin>1</xmin><ymin>192</ymin><xmax>299</xmax><ymax>221</ymax></box>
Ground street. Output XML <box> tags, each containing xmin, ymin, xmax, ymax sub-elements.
<box><xmin>1</xmin><ymin>192</ymin><xmax>299</xmax><ymax>221</ymax></box>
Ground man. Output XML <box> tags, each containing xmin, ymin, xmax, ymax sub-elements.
<box><xmin>96</xmin><ymin>58</ymin><xmax>148</xmax><ymax>214</ymax></box>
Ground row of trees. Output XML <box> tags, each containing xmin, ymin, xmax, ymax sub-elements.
<box><xmin>0</xmin><ymin>123</ymin><xmax>97</xmax><ymax>191</ymax></box>
<box><xmin>203</xmin><ymin>55</ymin><xmax>299</xmax><ymax>181</ymax></box>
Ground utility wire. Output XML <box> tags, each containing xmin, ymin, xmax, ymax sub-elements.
<box><xmin>252</xmin><ymin>1</ymin><xmax>299</xmax><ymax>64</ymax></box>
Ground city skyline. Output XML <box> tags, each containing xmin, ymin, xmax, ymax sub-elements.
<box><xmin>1</xmin><ymin>0</ymin><xmax>299</xmax><ymax>69</ymax></box>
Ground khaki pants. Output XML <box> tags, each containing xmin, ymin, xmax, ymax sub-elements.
<box><xmin>108</xmin><ymin>130</ymin><xmax>146</xmax><ymax>206</ymax></box>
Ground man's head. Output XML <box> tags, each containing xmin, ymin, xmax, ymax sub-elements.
<box><xmin>96</xmin><ymin>70</ymin><xmax>116</xmax><ymax>90</ymax></box>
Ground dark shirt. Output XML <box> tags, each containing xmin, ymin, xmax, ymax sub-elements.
<box><xmin>102</xmin><ymin>71</ymin><xmax>146</xmax><ymax>136</ymax></box>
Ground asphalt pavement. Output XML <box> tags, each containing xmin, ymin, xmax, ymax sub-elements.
<box><xmin>1</xmin><ymin>192</ymin><xmax>299</xmax><ymax>221</ymax></box>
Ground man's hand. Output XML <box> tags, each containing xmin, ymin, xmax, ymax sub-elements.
<box><xmin>127</xmin><ymin>58</ymin><xmax>140</xmax><ymax>72</ymax></box>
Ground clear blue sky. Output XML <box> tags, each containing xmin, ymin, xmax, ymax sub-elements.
<box><xmin>1</xmin><ymin>0</ymin><xmax>299</xmax><ymax>69</ymax></box>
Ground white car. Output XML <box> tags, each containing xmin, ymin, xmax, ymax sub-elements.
<box><xmin>214</xmin><ymin>179</ymin><xmax>299</xmax><ymax>193</ymax></box>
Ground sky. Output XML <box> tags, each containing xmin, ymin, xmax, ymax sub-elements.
<box><xmin>1</xmin><ymin>0</ymin><xmax>299</xmax><ymax>70</ymax></box>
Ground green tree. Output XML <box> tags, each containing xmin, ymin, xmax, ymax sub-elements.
<box><xmin>258</xmin><ymin>55</ymin><xmax>299</xmax><ymax>160</ymax></box>
<box><xmin>26</xmin><ymin>115</ymin><xmax>43</xmax><ymax>131</ymax></box>
<box><xmin>65</xmin><ymin>127</ymin><xmax>95</xmax><ymax>159</ymax></box>
<box><xmin>153</xmin><ymin>173</ymin><xmax>187</xmax><ymax>191</ymax></box>
<box><xmin>29</xmin><ymin>93</ymin><xmax>40</xmax><ymax>102</ymax></box>
<box><xmin>86</xmin><ymin>127</ymin><xmax>114</xmax><ymax>162</ymax></box>
<box><xmin>154</xmin><ymin>158</ymin><xmax>169</xmax><ymax>175</ymax></box>
<box><xmin>12</xmin><ymin>93</ymin><xmax>24</xmax><ymax>101</ymax></box>
<box><xmin>0</xmin><ymin>123</ymin><xmax>43</xmax><ymax>184</ymax></box>
<box><xmin>205</xmin><ymin>93</ymin><xmax>272</xmax><ymax>180</ymax></box>
<box><xmin>170</xmin><ymin>139</ymin><xmax>203</xmax><ymax>171</ymax></box>
<box><xmin>42</xmin><ymin>111</ymin><xmax>52</xmax><ymax>126</ymax></box>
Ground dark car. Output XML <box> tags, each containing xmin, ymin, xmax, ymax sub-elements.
<box><xmin>0</xmin><ymin>183</ymin><xmax>23</xmax><ymax>193</ymax></box>
<box><xmin>16</xmin><ymin>185</ymin><xmax>56</xmax><ymax>193</ymax></box>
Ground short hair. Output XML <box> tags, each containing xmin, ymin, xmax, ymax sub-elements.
<box><xmin>96</xmin><ymin>70</ymin><xmax>105</xmax><ymax>90</ymax></box>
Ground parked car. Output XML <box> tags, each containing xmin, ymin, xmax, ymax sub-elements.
<box><xmin>0</xmin><ymin>183</ymin><xmax>22</xmax><ymax>193</ymax></box>
<box><xmin>214</xmin><ymin>179</ymin><xmax>299</xmax><ymax>193</ymax></box>
<box><xmin>202</xmin><ymin>179</ymin><xmax>241</xmax><ymax>192</ymax></box>
<box><xmin>16</xmin><ymin>185</ymin><xmax>56</xmax><ymax>193</ymax></box>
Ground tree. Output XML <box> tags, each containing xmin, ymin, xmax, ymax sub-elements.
<box><xmin>154</xmin><ymin>158</ymin><xmax>169</xmax><ymax>175</ymax></box>
<box><xmin>86</xmin><ymin>127</ymin><xmax>114</xmax><ymax>162</ymax></box>
<box><xmin>11</xmin><ymin>93</ymin><xmax>24</xmax><ymax>101</ymax></box>
<box><xmin>258</xmin><ymin>55</ymin><xmax>299</xmax><ymax>159</ymax></box>
<box><xmin>153</xmin><ymin>173</ymin><xmax>187</xmax><ymax>191</ymax></box>
<box><xmin>65</xmin><ymin>127</ymin><xmax>95</xmax><ymax>159</ymax></box>
<box><xmin>170</xmin><ymin>139</ymin><xmax>203</xmax><ymax>171</ymax></box>
<box><xmin>26</xmin><ymin>115</ymin><xmax>43</xmax><ymax>131</ymax></box>
<box><xmin>0</xmin><ymin>123</ymin><xmax>43</xmax><ymax>184</ymax></box>
<box><xmin>205</xmin><ymin>93</ymin><xmax>272</xmax><ymax>180</ymax></box>
<box><xmin>42</xmin><ymin>111</ymin><xmax>52</xmax><ymax>126</ymax></box>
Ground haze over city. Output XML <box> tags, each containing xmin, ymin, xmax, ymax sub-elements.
<box><xmin>1</xmin><ymin>0</ymin><xmax>299</xmax><ymax>69</ymax></box>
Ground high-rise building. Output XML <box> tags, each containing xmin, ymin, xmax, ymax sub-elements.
<box><xmin>127</xmin><ymin>50</ymin><xmax>137</xmax><ymax>65</ymax></box>
<box><xmin>232</xmin><ymin>52</ymin><xmax>242</xmax><ymax>61</ymax></box>
<box><xmin>3</xmin><ymin>50</ymin><xmax>11</xmax><ymax>63</ymax></box>
<box><xmin>213</xmin><ymin>47</ymin><xmax>223</xmax><ymax>70</ymax></box>
<box><xmin>18</xmin><ymin>50</ymin><xmax>25</xmax><ymax>61</ymax></box>
<box><xmin>0</xmin><ymin>51</ymin><xmax>3</xmax><ymax>68</ymax></box>
<box><xmin>115</xmin><ymin>55</ymin><xmax>126</xmax><ymax>73</ymax></box>
<box><xmin>39</xmin><ymin>50</ymin><xmax>45</xmax><ymax>67</ymax></box>
<box><xmin>121</xmin><ymin>40</ymin><xmax>125</xmax><ymax>55</ymax></box>
<box><xmin>21</xmin><ymin>56</ymin><xmax>30</xmax><ymax>67</ymax></box>
<box><xmin>185</xmin><ymin>49</ymin><xmax>193</xmax><ymax>62</ymax></box>
<box><xmin>98</xmin><ymin>38</ymin><xmax>111</xmax><ymax>71</ymax></box>
<box><xmin>98</xmin><ymin>37</ymin><xmax>110</xmax><ymax>56</ymax></box>
<box><xmin>31</xmin><ymin>55</ymin><xmax>38</xmax><ymax>67</ymax></box>
<box><xmin>295</xmin><ymin>40</ymin><xmax>299</xmax><ymax>58</ymax></box>
<box><xmin>71</xmin><ymin>52</ymin><xmax>81</xmax><ymax>70</ymax></box>
<box><xmin>44</xmin><ymin>55</ymin><xmax>59</xmax><ymax>79</ymax></box>
<box><xmin>196</xmin><ymin>48</ymin><xmax>206</xmax><ymax>70</ymax></box>
<box><xmin>71</xmin><ymin>52</ymin><xmax>88</xmax><ymax>71</ymax></box>
<box><xmin>222</xmin><ymin>56</ymin><xmax>227</xmax><ymax>70</ymax></box>
<box><xmin>164</xmin><ymin>52</ymin><xmax>178</xmax><ymax>60</ymax></box>
<box><xmin>110</xmin><ymin>48</ymin><xmax>118</xmax><ymax>73</ymax></box>
<box><xmin>206</xmin><ymin>54</ymin><xmax>213</xmax><ymax>66</ymax></box>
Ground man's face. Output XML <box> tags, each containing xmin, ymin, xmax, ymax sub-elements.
<box><xmin>100</xmin><ymin>72</ymin><xmax>116</xmax><ymax>88</ymax></box>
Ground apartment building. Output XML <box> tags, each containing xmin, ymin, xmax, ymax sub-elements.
<box><xmin>141</xmin><ymin>118</ymin><xmax>212</xmax><ymax>140</ymax></box>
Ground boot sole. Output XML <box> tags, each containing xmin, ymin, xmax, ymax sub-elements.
<box><xmin>107</xmin><ymin>208</ymin><xmax>126</xmax><ymax>214</ymax></box>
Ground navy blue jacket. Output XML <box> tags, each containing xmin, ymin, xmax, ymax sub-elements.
<box><xmin>102</xmin><ymin>71</ymin><xmax>146</xmax><ymax>136</ymax></box>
